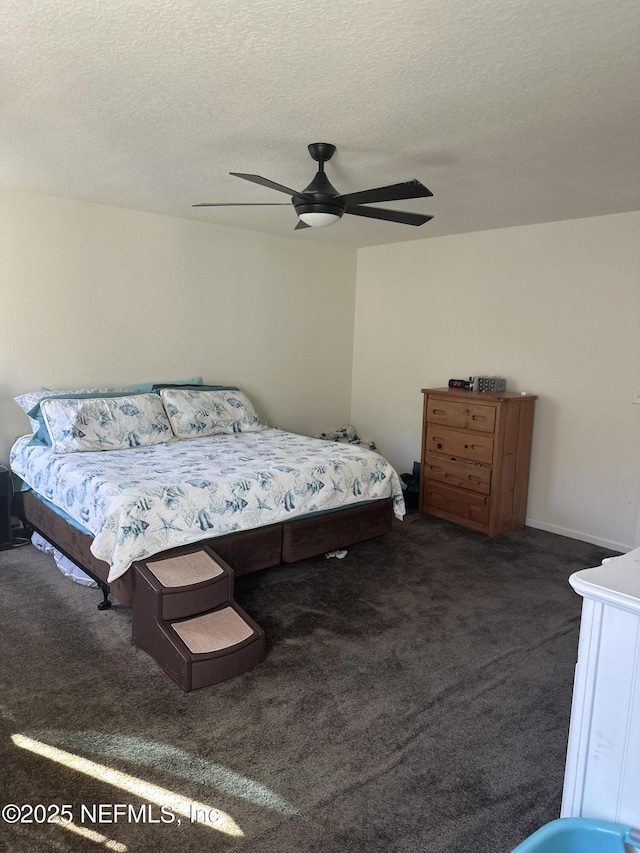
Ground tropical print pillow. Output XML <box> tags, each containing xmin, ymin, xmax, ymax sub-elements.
<box><xmin>40</xmin><ymin>393</ymin><xmax>173</xmax><ymax>453</ymax></box>
<box><xmin>160</xmin><ymin>389</ymin><xmax>267</xmax><ymax>439</ymax></box>
<box><xmin>15</xmin><ymin>386</ymin><xmax>134</xmax><ymax>438</ymax></box>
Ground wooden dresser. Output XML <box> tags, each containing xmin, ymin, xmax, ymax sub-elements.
<box><xmin>419</xmin><ymin>388</ymin><xmax>536</xmax><ymax>536</ymax></box>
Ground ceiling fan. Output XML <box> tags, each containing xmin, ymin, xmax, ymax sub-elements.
<box><xmin>194</xmin><ymin>143</ymin><xmax>434</xmax><ymax>230</ymax></box>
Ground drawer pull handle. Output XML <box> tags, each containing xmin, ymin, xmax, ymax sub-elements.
<box><xmin>436</xmin><ymin>443</ymin><xmax>443</xmax><ymax>449</ymax></box>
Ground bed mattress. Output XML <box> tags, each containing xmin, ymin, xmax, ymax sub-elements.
<box><xmin>11</xmin><ymin>429</ymin><xmax>404</xmax><ymax>583</ymax></box>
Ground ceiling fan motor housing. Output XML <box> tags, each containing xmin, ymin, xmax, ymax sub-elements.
<box><xmin>294</xmin><ymin>181</ymin><xmax>345</xmax><ymax>226</ymax></box>
<box><xmin>294</xmin><ymin>194</ymin><xmax>345</xmax><ymax>219</ymax></box>
<box><xmin>295</xmin><ymin>161</ymin><xmax>345</xmax><ymax>221</ymax></box>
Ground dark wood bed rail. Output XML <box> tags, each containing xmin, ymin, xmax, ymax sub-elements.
<box><xmin>14</xmin><ymin>491</ymin><xmax>393</xmax><ymax>608</ymax></box>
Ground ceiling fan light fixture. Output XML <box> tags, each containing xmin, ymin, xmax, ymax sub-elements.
<box><xmin>295</xmin><ymin>199</ymin><xmax>345</xmax><ymax>228</ymax></box>
<box><xmin>298</xmin><ymin>211</ymin><xmax>342</xmax><ymax>228</ymax></box>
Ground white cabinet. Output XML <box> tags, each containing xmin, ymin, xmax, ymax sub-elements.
<box><xmin>562</xmin><ymin>546</ymin><xmax>640</xmax><ymax>824</ymax></box>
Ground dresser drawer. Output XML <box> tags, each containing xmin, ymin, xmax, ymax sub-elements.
<box><xmin>423</xmin><ymin>453</ymin><xmax>491</xmax><ymax>495</ymax></box>
<box><xmin>423</xmin><ymin>482</ymin><xmax>490</xmax><ymax>525</ymax></box>
<box><xmin>426</xmin><ymin>399</ymin><xmax>496</xmax><ymax>432</ymax></box>
<box><xmin>425</xmin><ymin>425</ymin><xmax>494</xmax><ymax>464</ymax></box>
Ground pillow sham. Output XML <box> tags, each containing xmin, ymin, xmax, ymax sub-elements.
<box><xmin>15</xmin><ymin>387</ymin><xmax>135</xmax><ymax>444</ymax></box>
<box><xmin>40</xmin><ymin>393</ymin><xmax>174</xmax><ymax>453</ymax></box>
<box><xmin>160</xmin><ymin>389</ymin><xmax>268</xmax><ymax>439</ymax></box>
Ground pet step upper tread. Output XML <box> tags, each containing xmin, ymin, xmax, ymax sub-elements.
<box><xmin>144</xmin><ymin>548</ymin><xmax>227</xmax><ymax>587</ymax></box>
<box><xmin>133</xmin><ymin>546</ymin><xmax>234</xmax><ymax>620</ymax></box>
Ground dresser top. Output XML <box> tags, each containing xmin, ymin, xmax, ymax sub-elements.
<box><xmin>570</xmin><ymin>546</ymin><xmax>640</xmax><ymax>613</ymax></box>
<box><xmin>422</xmin><ymin>387</ymin><xmax>537</xmax><ymax>402</ymax></box>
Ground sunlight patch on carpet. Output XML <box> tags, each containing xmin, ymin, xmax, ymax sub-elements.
<box><xmin>12</xmin><ymin>734</ymin><xmax>244</xmax><ymax>837</ymax></box>
<box><xmin>27</xmin><ymin>729</ymin><xmax>298</xmax><ymax>816</ymax></box>
<box><xmin>50</xmin><ymin>817</ymin><xmax>128</xmax><ymax>852</ymax></box>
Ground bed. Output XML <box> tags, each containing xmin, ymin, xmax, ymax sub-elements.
<box><xmin>10</xmin><ymin>387</ymin><xmax>404</xmax><ymax>606</ymax></box>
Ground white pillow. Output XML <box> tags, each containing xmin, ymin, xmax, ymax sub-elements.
<box><xmin>160</xmin><ymin>389</ymin><xmax>267</xmax><ymax>439</ymax></box>
<box><xmin>41</xmin><ymin>393</ymin><xmax>174</xmax><ymax>453</ymax></box>
<box><xmin>15</xmin><ymin>386</ymin><xmax>134</xmax><ymax>435</ymax></box>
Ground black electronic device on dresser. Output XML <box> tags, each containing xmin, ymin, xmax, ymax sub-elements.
<box><xmin>0</xmin><ymin>465</ymin><xmax>12</xmax><ymax>550</ymax></box>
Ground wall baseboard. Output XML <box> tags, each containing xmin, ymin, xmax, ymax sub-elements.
<box><xmin>525</xmin><ymin>517</ymin><xmax>631</xmax><ymax>555</ymax></box>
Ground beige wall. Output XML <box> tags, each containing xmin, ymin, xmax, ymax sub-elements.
<box><xmin>0</xmin><ymin>189</ymin><xmax>357</xmax><ymax>462</ymax></box>
<box><xmin>351</xmin><ymin>212</ymin><xmax>640</xmax><ymax>552</ymax></box>
<box><xmin>3</xmin><ymin>191</ymin><xmax>638</xmax><ymax>551</ymax></box>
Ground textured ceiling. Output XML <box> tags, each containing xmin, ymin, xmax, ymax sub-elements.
<box><xmin>1</xmin><ymin>0</ymin><xmax>639</xmax><ymax>247</ymax></box>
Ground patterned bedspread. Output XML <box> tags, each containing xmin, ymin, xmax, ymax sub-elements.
<box><xmin>10</xmin><ymin>429</ymin><xmax>405</xmax><ymax>582</ymax></box>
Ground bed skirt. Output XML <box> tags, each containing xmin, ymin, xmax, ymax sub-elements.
<box><xmin>15</xmin><ymin>491</ymin><xmax>393</xmax><ymax>607</ymax></box>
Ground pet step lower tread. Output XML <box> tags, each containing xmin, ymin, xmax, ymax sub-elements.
<box><xmin>171</xmin><ymin>606</ymin><xmax>255</xmax><ymax>654</ymax></box>
<box><xmin>147</xmin><ymin>603</ymin><xmax>265</xmax><ymax>692</ymax></box>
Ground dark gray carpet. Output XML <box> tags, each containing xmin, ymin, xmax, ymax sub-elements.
<box><xmin>0</xmin><ymin>513</ymin><xmax>617</xmax><ymax>853</ymax></box>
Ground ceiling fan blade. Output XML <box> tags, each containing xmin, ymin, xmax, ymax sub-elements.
<box><xmin>294</xmin><ymin>220</ymin><xmax>311</xmax><ymax>230</ymax></box>
<box><xmin>345</xmin><ymin>205</ymin><xmax>434</xmax><ymax>226</ymax></box>
<box><xmin>193</xmin><ymin>203</ymin><xmax>291</xmax><ymax>207</ymax></box>
<box><xmin>337</xmin><ymin>179</ymin><xmax>433</xmax><ymax>206</ymax></box>
<box><xmin>230</xmin><ymin>172</ymin><xmax>313</xmax><ymax>200</ymax></box>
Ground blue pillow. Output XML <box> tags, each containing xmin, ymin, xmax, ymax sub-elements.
<box><xmin>151</xmin><ymin>383</ymin><xmax>239</xmax><ymax>393</ymax></box>
<box><xmin>132</xmin><ymin>376</ymin><xmax>203</xmax><ymax>393</ymax></box>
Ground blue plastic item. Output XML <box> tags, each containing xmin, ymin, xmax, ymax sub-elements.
<box><xmin>511</xmin><ymin>818</ymin><xmax>640</xmax><ymax>852</ymax></box>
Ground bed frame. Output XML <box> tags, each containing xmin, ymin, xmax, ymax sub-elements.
<box><xmin>15</xmin><ymin>490</ymin><xmax>393</xmax><ymax>608</ymax></box>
